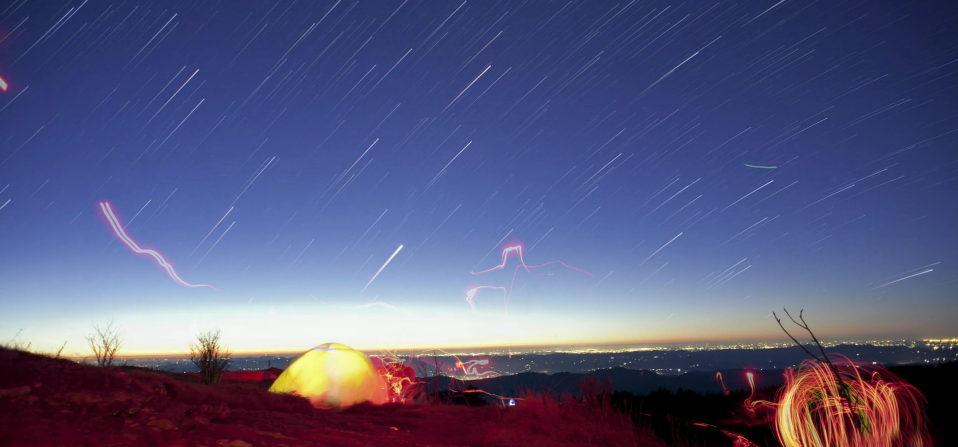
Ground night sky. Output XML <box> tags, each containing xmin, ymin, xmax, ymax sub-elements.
<box><xmin>2</xmin><ymin>1</ymin><xmax>956</xmax><ymax>355</ymax></box>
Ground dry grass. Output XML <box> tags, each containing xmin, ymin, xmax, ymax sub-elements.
<box><xmin>0</xmin><ymin>346</ymin><xmax>669</xmax><ymax>447</ymax></box>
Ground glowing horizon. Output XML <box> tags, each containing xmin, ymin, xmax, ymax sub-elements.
<box><xmin>34</xmin><ymin>324</ymin><xmax>955</xmax><ymax>361</ymax></box>
<box><xmin>1</xmin><ymin>1</ymin><xmax>956</xmax><ymax>362</ymax></box>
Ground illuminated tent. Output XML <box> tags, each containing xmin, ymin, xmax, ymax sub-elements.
<box><xmin>269</xmin><ymin>343</ymin><xmax>388</xmax><ymax>408</ymax></box>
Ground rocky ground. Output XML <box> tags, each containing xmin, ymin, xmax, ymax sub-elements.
<box><xmin>0</xmin><ymin>348</ymin><xmax>667</xmax><ymax>447</ymax></box>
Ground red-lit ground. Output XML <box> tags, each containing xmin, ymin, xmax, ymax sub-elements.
<box><xmin>0</xmin><ymin>348</ymin><xmax>667</xmax><ymax>447</ymax></box>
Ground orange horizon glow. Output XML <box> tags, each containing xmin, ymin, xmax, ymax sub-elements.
<box><xmin>85</xmin><ymin>332</ymin><xmax>954</xmax><ymax>361</ymax></box>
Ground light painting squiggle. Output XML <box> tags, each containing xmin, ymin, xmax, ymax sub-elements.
<box><xmin>716</xmin><ymin>371</ymin><xmax>730</xmax><ymax>396</ymax></box>
<box><xmin>742</xmin><ymin>357</ymin><xmax>932</xmax><ymax>447</ymax></box>
<box><xmin>99</xmin><ymin>201</ymin><xmax>215</xmax><ymax>289</ymax></box>
<box><xmin>774</xmin><ymin>357</ymin><xmax>931</xmax><ymax>447</ymax></box>
<box><xmin>464</xmin><ymin>285</ymin><xmax>507</xmax><ymax>312</ymax></box>
<box><xmin>416</xmin><ymin>348</ymin><xmax>502</xmax><ymax>380</ymax></box>
<box><xmin>456</xmin><ymin>358</ymin><xmax>499</xmax><ymax>378</ymax></box>
<box><xmin>373</xmin><ymin>350</ymin><xmax>418</xmax><ymax>403</ymax></box>
<box><xmin>466</xmin><ymin>244</ymin><xmax>590</xmax><ymax>313</ymax></box>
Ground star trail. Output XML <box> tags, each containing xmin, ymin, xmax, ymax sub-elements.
<box><xmin>0</xmin><ymin>0</ymin><xmax>956</xmax><ymax>355</ymax></box>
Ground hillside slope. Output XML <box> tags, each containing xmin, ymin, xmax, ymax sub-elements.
<box><xmin>0</xmin><ymin>348</ymin><xmax>667</xmax><ymax>447</ymax></box>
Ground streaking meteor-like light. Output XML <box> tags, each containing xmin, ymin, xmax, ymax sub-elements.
<box><xmin>0</xmin><ymin>75</ymin><xmax>8</xmax><ymax>91</ymax></box>
<box><xmin>99</xmin><ymin>201</ymin><xmax>214</xmax><ymax>289</ymax></box>
<box><xmin>361</xmin><ymin>244</ymin><xmax>403</xmax><ymax>294</ymax></box>
<box><xmin>870</xmin><ymin>268</ymin><xmax>934</xmax><ymax>290</ymax></box>
<box><xmin>639</xmin><ymin>232</ymin><xmax>683</xmax><ymax>266</ymax></box>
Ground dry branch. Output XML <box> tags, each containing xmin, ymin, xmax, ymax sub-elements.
<box><xmin>86</xmin><ymin>320</ymin><xmax>122</xmax><ymax>367</ymax></box>
<box><xmin>774</xmin><ymin>308</ymin><xmax>859</xmax><ymax>428</ymax></box>
<box><xmin>189</xmin><ymin>329</ymin><xmax>231</xmax><ymax>385</ymax></box>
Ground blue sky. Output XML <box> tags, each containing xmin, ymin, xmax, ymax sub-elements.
<box><xmin>1</xmin><ymin>0</ymin><xmax>956</xmax><ymax>355</ymax></box>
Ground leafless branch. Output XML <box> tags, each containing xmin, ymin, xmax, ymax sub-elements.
<box><xmin>189</xmin><ymin>329</ymin><xmax>231</xmax><ymax>385</ymax></box>
<box><xmin>789</xmin><ymin>309</ymin><xmax>837</xmax><ymax>368</ymax></box>
<box><xmin>773</xmin><ymin>311</ymin><xmax>824</xmax><ymax>363</ymax></box>
<box><xmin>774</xmin><ymin>308</ymin><xmax>857</xmax><ymax>421</ymax></box>
<box><xmin>86</xmin><ymin>320</ymin><xmax>122</xmax><ymax>367</ymax></box>
<box><xmin>782</xmin><ymin>309</ymin><xmax>848</xmax><ymax>391</ymax></box>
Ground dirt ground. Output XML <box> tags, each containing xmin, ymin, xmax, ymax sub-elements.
<box><xmin>0</xmin><ymin>348</ymin><xmax>667</xmax><ymax>447</ymax></box>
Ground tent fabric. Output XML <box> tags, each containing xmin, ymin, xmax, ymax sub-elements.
<box><xmin>269</xmin><ymin>343</ymin><xmax>387</xmax><ymax>408</ymax></box>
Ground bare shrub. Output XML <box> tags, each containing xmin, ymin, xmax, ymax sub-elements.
<box><xmin>86</xmin><ymin>320</ymin><xmax>122</xmax><ymax>367</ymax></box>
<box><xmin>189</xmin><ymin>329</ymin><xmax>231</xmax><ymax>385</ymax></box>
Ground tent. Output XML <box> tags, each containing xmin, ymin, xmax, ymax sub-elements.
<box><xmin>269</xmin><ymin>343</ymin><xmax>388</xmax><ymax>408</ymax></box>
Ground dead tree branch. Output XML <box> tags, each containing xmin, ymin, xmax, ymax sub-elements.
<box><xmin>774</xmin><ymin>308</ymin><xmax>857</xmax><ymax>421</ymax></box>
<box><xmin>189</xmin><ymin>329</ymin><xmax>231</xmax><ymax>385</ymax></box>
<box><xmin>773</xmin><ymin>310</ymin><xmax>824</xmax><ymax>363</ymax></box>
<box><xmin>786</xmin><ymin>309</ymin><xmax>838</xmax><ymax>369</ymax></box>
<box><xmin>86</xmin><ymin>320</ymin><xmax>122</xmax><ymax>367</ymax></box>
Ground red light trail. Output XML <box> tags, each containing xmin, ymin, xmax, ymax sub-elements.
<box><xmin>716</xmin><ymin>372</ymin><xmax>730</xmax><ymax>395</ymax></box>
<box><xmin>99</xmin><ymin>201</ymin><xmax>215</xmax><ymax>289</ymax></box>
<box><xmin>467</xmin><ymin>244</ymin><xmax>590</xmax><ymax>313</ymax></box>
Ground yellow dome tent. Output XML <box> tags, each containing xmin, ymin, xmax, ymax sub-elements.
<box><xmin>269</xmin><ymin>343</ymin><xmax>388</xmax><ymax>408</ymax></box>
